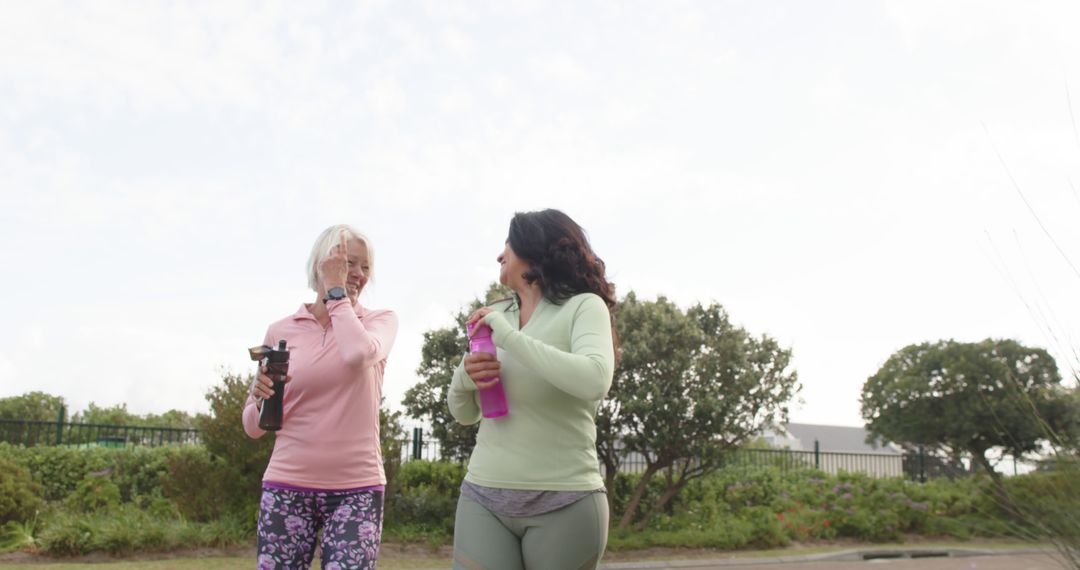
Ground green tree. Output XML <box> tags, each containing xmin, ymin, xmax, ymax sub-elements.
<box><xmin>68</xmin><ymin>402</ymin><xmax>197</xmax><ymax>428</ymax></box>
<box><xmin>1067</xmin><ymin>384</ymin><xmax>1080</xmax><ymax>452</ymax></box>
<box><xmin>860</xmin><ymin>338</ymin><xmax>1075</xmax><ymax>481</ymax></box>
<box><xmin>0</xmin><ymin>391</ymin><xmax>65</xmax><ymax>421</ymax></box>
<box><xmin>197</xmin><ymin>370</ymin><xmax>274</xmax><ymax>501</ymax></box>
<box><xmin>402</xmin><ymin>283</ymin><xmax>511</xmax><ymax>462</ymax></box>
<box><xmin>0</xmin><ymin>392</ymin><xmax>67</xmax><ymax>446</ymax></box>
<box><xmin>596</xmin><ymin>293</ymin><xmax>700</xmax><ymax>504</ymax></box>
<box><xmin>141</xmin><ymin>409</ymin><xmax>198</xmax><ymax>429</ymax></box>
<box><xmin>71</xmin><ymin>403</ymin><xmax>140</xmax><ymax>425</ymax></box>
<box><xmin>601</xmin><ymin>293</ymin><xmax>800</xmax><ymax>530</ymax></box>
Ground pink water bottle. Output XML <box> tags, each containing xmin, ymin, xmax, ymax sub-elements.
<box><xmin>467</xmin><ymin>321</ymin><xmax>509</xmax><ymax>418</ymax></box>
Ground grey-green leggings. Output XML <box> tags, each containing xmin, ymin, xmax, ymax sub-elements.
<box><xmin>453</xmin><ymin>493</ymin><xmax>609</xmax><ymax>570</ymax></box>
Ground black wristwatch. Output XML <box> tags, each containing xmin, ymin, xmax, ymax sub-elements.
<box><xmin>323</xmin><ymin>287</ymin><xmax>347</xmax><ymax>304</ymax></box>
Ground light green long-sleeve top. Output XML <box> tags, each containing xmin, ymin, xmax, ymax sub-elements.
<box><xmin>448</xmin><ymin>292</ymin><xmax>615</xmax><ymax>491</ymax></box>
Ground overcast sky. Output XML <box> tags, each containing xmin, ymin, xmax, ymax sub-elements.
<box><xmin>2</xmin><ymin>1</ymin><xmax>1078</xmax><ymax>429</ymax></box>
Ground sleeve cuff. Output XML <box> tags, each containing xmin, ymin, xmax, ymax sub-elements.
<box><xmin>326</xmin><ymin>298</ymin><xmax>352</xmax><ymax>313</ymax></box>
<box><xmin>483</xmin><ymin>311</ymin><xmax>514</xmax><ymax>346</ymax></box>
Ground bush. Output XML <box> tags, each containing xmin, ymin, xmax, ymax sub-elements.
<box><xmin>381</xmin><ymin>404</ymin><xmax>406</xmax><ymax>498</ymax></box>
<box><xmin>65</xmin><ymin>474</ymin><xmax>121</xmax><ymax>513</ymax></box>
<box><xmin>0</xmin><ymin>443</ymin><xmax>112</xmax><ymax>502</ymax></box>
<box><xmin>608</xmin><ymin>470</ymin><xmax>671</xmax><ymax>525</ymax></box>
<box><xmin>160</xmin><ymin>446</ymin><xmax>252</xmax><ymax>522</ymax></box>
<box><xmin>109</xmin><ymin>446</ymin><xmax>172</xmax><ymax>502</ymax></box>
<box><xmin>385</xmin><ymin>461</ymin><xmax>465</xmax><ymax>535</ymax></box>
<box><xmin>374</xmin><ymin>462</ymin><xmax>1032</xmax><ymax>549</ymax></box>
<box><xmin>603</xmin><ymin>465</ymin><xmax>1023</xmax><ymax>548</ymax></box>
<box><xmin>0</xmin><ymin>518</ymin><xmax>41</xmax><ymax>554</ymax></box>
<box><xmin>36</xmin><ymin>504</ymin><xmax>252</xmax><ymax>556</ymax></box>
<box><xmin>393</xmin><ymin>460</ymin><xmax>465</xmax><ymax>494</ymax></box>
<box><xmin>197</xmin><ymin>371</ymin><xmax>274</xmax><ymax>502</ymax></box>
<box><xmin>0</xmin><ymin>443</ymin><xmax>257</xmax><ymax>524</ymax></box>
<box><xmin>5</xmin><ymin>437</ymin><xmax>1063</xmax><ymax>555</ymax></box>
<box><xmin>0</xmin><ymin>443</ymin><xmax>177</xmax><ymax>504</ymax></box>
<box><xmin>997</xmin><ymin>462</ymin><xmax>1080</xmax><ymax>548</ymax></box>
<box><xmin>609</xmin><ymin>523</ymin><xmax>754</xmax><ymax>550</ymax></box>
<box><xmin>0</xmin><ymin>457</ymin><xmax>41</xmax><ymax>525</ymax></box>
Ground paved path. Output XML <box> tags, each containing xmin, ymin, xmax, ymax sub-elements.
<box><xmin>600</xmin><ymin>551</ymin><xmax>1068</xmax><ymax>570</ymax></box>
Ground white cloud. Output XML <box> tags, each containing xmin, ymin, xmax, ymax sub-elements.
<box><xmin>529</xmin><ymin>53</ymin><xmax>588</xmax><ymax>84</ymax></box>
<box><xmin>440</xmin><ymin>27</ymin><xmax>475</xmax><ymax>59</ymax></box>
<box><xmin>2</xmin><ymin>0</ymin><xmax>1079</xmax><ymax>427</ymax></box>
<box><xmin>24</xmin><ymin>326</ymin><xmax>46</xmax><ymax>350</ymax></box>
<box><xmin>366</xmin><ymin>77</ymin><xmax>409</xmax><ymax>118</ymax></box>
<box><xmin>602</xmin><ymin>99</ymin><xmax>642</xmax><ymax>127</ymax></box>
<box><xmin>438</xmin><ymin>85</ymin><xmax>476</xmax><ymax>114</ymax></box>
<box><xmin>0</xmin><ymin>354</ymin><xmax>15</xmax><ymax>387</ymax></box>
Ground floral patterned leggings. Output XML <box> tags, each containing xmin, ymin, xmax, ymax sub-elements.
<box><xmin>256</xmin><ymin>485</ymin><xmax>384</xmax><ymax>570</ymax></box>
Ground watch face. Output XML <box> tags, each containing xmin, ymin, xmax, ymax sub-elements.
<box><xmin>328</xmin><ymin>287</ymin><xmax>346</xmax><ymax>299</ymax></box>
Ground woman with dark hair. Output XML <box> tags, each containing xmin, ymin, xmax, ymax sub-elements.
<box><xmin>448</xmin><ymin>209</ymin><xmax>617</xmax><ymax>570</ymax></box>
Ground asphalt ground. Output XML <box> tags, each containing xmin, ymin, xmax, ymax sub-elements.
<box><xmin>599</xmin><ymin>549</ymin><xmax>1067</xmax><ymax>570</ymax></box>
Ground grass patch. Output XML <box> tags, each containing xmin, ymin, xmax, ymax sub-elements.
<box><xmin>33</xmin><ymin>506</ymin><xmax>251</xmax><ymax>557</ymax></box>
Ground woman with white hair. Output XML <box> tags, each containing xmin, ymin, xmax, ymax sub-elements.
<box><xmin>244</xmin><ymin>224</ymin><xmax>398</xmax><ymax>570</ymax></box>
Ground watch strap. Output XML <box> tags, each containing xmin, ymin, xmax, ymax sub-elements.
<box><xmin>323</xmin><ymin>286</ymin><xmax>347</xmax><ymax>304</ymax></box>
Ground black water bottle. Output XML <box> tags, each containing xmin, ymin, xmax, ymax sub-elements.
<box><xmin>258</xmin><ymin>340</ymin><xmax>290</xmax><ymax>431</ymax></box>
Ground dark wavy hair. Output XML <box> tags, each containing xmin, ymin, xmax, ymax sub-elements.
<box><xmin>507</xmin><ymin>209</ymin><xmax>619</xmax><ymax>358</ymax></box>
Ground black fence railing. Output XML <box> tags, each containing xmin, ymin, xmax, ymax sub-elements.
<box><xmin>610</xmin><ymin>447</ymin><xmax>905</xmax><ymax>478</ymax></box>
<box><xmin>2</xmin><ymin>420</ymin><xmax>985</xmax><ymax>482</ymax></box>
<box><xmin>396</xmin><ymin>427</ymin><xmax>444</xmax><ymax>463</ymax></box>
<box><xmin>0</xmin><ymin>419</ymin><xmax>200</xmax><ymax>448</ymax></box>
<box><xmin>394</xmin><ymin>428</ymin><xmax>908</xmax><ymax>479</ymax></box>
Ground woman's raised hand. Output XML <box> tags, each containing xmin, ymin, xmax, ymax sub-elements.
<box><xmin>319</xmin><ymin>230</ymin><xmax>350</xmax><ymax>291</ymax></box>
<box><xmin>465</xmin><ymin>307</ymin><xmax>493</xmax><ymax>328</ymax></box>
<box><xmin>463</xmin><ymin>306</ymin><xmax>498</xmax><ymax>389</ymax></box>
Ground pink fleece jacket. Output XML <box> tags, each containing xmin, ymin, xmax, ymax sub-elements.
<box><xmin>242</xmin><ymin>299</ymin><xmax>398</xmax><ymax>489</ymax></box>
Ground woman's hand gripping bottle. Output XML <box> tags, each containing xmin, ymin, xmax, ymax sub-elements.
<box><xmin>467</xmin><ymin>322</ymin><xmax>508</xmax><ymax>418</ymax></box>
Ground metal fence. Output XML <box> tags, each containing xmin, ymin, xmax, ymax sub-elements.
<box><xmin>0</xmin><ymin>419</ymin><xmax>962</xmax><ymax>481</ymax></box>
<box><xmin>0</xmin><ymin>419</ymin><xmax>201</xmax><ymax>448</ymax></box>
<box><xmin>614</xmin><ymin>446</ymin><xmax>904</xmax><ymax>478</ymax></box>
<box><xmin>394</xmin><ymin>428</ymin><xmax>908</xmax><ymax>479</ymax></box>
<box><xmin>397</xmin><ymin>427</ymin><xmax>444</xmax><ymax>463</ymax></box>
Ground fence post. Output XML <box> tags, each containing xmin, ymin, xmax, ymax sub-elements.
<box><xmin>55</xmin><ymin>405</ymin><xmax>66</xmax><ymax>445</ymax></box>
<box><xmin>814</xmin><ymin>439</ymin><xmax>820</xmax><ymax>470</ymax></box>
<box><xmin>918</xmin><ymin>444</ymin><xmax>926</xmax><ymax>482</ymax></box>
<box><xmin>411</xmin><ymin>428</ymin><xmax>423</xmax><ymax>461</ymax></box>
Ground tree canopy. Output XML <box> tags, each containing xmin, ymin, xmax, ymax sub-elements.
<box><xmin>401</xmin><ymin>283</ymin><xmax>512</xmax><ymax>461</ymax></box>
<box><xmin>860</xmin><ymin>338</ymin><xmax>1076</xmax><ymax>476</ymax></box>
<box><xmin>601</xmin><ymin>292</ymin><xmax>800</xmax><ymax>530</ymax></box>
<box><xmin>0</xmin><ymin>391</ymin><xmax>65</xmax><ymax>421</ymax></box>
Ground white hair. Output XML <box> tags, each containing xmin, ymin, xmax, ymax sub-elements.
<box><xmin>306</xmin><ymin>224</ymin><xmax>375</xmax><ymax>292</ymax></box>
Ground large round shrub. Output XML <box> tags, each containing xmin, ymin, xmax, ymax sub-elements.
<box><xmin>0</xmin><ymin>456</ymin><xmax>42</xmax><ymax>524</ymax></box>
<box><xmin>65</xmin><ymin>474</ymin><xmax>122</xmax><ymax>513</ymax></box>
